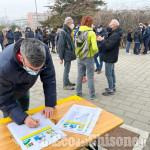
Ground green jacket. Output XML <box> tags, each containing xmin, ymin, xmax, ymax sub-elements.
<box><xmin>78</xmin><ymin>26</ymin><xmax>98</xmax><ymax>58</ymax></box>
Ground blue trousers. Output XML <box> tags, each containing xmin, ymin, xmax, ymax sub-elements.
<box><xmin>105</xmin><ymin>63</ymin><xmax>116</xmax><ymax>90</ymax></box>
<box><xmin>94</xmin><ymin>52</ymin><xmax>103</xmax><ymax>70</ymax></box>
<box><xmin>143</xmin><ymin>39</ymin><xmax>150</xmax><ymax>54</ymax></box>
<box><xmin>126</xmin><ymin>41</ymin><xmax>132</xmax><ymax>53</ymax></box>
<box><xmin>133</xmin><ymin>43</ymin><xmax>140</xmax><ymax>54</ymax></box>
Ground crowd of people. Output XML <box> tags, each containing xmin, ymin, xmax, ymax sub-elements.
<box><xmin>126</xmin><ymin>23</ymin><xmax>150</xmax><ymax>55</ymax></box>
<box><xmin>0</xmin><ymin>26</ymin><xmax>57</xmax><ymax>53</ymax></box>
<box><xmin>2</xmin><ymin>15</ymin><xmax>147</xmax><ymax>127</ymax></box>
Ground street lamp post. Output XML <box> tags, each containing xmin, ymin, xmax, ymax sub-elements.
<box><xmin>35</xmin><ymin>0</ymin><xmax>38</xmax><ymax>27</ymax></box>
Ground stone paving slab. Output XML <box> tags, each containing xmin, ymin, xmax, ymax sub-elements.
<box><xmin>0</xmin><ymin>48</ymin><xmax>150</xmax><ymax>147</ymax></box>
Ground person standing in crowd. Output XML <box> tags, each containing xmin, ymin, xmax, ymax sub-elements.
<box><xmin>133</xmin><ymin>27</ymin><xmax>142</xmax><ymax>55</ymax></box>
<box><xmin>75</xmin><ymin>16</ymin><xmax>98</xmax><ymax>100</ymax></box>
<box><xmin>43</xmin><ymin>28</ymin><xmax>49</xmax><ymax>46</ymax></box>
<box><xmin>126</xmin><ymin>29</ymin><xmax>133</xmax><ymax>54</ymax></box>
<box><xmin>142</xmin><ymin>23</ymin><xmax>150</xmax><ymax>54</ymax></box>
<box><xmin>57</xmin><ymin>17</ymin><xmax>76</xmax><ymax>90</ymax></box>
<box><xmin>49</xmin><ymin>28</ymin><xmax>56</xmax><ymax>53</ymax></box>
<box><xmin>34</xmin><ymin>30</ymin><xmax>42</xmax><ymax>41</ymax></box>
<box><xmin>95</xmin><ymin>24</ymin><xmax>107</xmax><ymax>74</ymax></box>
<box><xmin>25</xmin><ymin>27</ymin><xmax>34</xmax><ymax>38</ymax></box>
<box><xmin>0</xmin><ymin>29</ymin><xmax>4</xmax><ymax>50</ymax></box>
<box><xmin>6</xmin><ymin>27</ymin><xmax>14</xmax><ymax>46</ymax></box>
<box><xmin>97</xmin><ymin>19</ymin><xmax>122</xmax><ymax>96</ymax></box>
<box><xmin>14</xmin><ymin>27</ymin><xmax>22</xmax><ymax>42</ymax></box>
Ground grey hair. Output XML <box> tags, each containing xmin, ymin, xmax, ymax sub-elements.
<box><xmin>20</xmin><ymin>38</ymin><xmax>46</xmax><ymax>68</ymax></box>
<box><xmin>64</xmin><ymin>17</ymin><xmax>72</xmax><ymax>24</ymax></box>
<box><xmin>111</xmin><ymin>19</ymin><xmax>120</xmax><ymax>27</ymax></box>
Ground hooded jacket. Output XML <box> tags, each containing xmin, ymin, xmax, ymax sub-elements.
<box><xmin>101</xmin><ymin>27</ymin><xmax>122</xmax><ymax>63</ymax></box>
<box><xmin>134</xmin><ymin>28</ymin><xmax>142</xmax><ymax>43</ymax></box>
<box><xmin>6</xmin><ymin>30</ymin><xmax>14</xmax><ymax>44</ymax></box>
<box><xmin>0</xmin><ymin>39</ymin><xmax>56</xmax><ymax>125</ymax></box>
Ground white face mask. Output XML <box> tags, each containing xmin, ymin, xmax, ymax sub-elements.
<box><xmin>70</xmin><ymin>24</ymin><xmax>75</xmax><ymax>30</ymax></box>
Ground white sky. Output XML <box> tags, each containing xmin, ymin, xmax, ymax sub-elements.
<box><xmin>0</xmin><ymin>0</ymin><xmax>150</xmax><ymax>20</ymax></box>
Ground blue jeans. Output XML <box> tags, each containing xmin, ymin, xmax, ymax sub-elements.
<box><xmin>0</xmin><ymin>39</ymin><xmax>4</xmax><ymax>50</ymax></box>
<box><xmin>133</xmin><ymin>43</ymin><xmax>140</xmax><ymax>54</ymax></box>
<box><xmin>76</xmin><ymin>57</ymin><xmax>95</xmax><ymax>97</ymax></box>
<box><xmin>94</xmin><ymin>52</ymin><xmax>103</xmax><ymax>70</ymax></box>
<box><xmin>143</xmin><ymin>39</ymin><xmax>150</xmax><ymax>54</ymax></box>
<box><xmin>126</xmin><ymin>41</ymin><xmax>132</xmax><ymax>53</ymax></box>
<box><xmin>105</xmin><ymin>63</ymin><xmax>116</xmax><ymax>90</ymax></box>
<box><xmin>63</xmin><ymin>61</ymin><xmax>71</xmax><ymax>87</ymax></box>
<box><xmin>3</xmin><ymin>91</ymin><xmax>30</xmax><ymax>118</ymax></box>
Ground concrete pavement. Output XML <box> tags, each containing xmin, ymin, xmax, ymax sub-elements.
<box><xmin>0</xmin><ymin>48</ymin><xmax>150</xmax><ymax>134</ymax></box>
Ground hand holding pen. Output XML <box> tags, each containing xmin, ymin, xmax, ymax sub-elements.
<box><xmin>24</xmin><ymin>115</ymin><xmax>40</xmax><ymax>128</ymax></box>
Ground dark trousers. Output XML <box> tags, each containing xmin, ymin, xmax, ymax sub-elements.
<box><xmin>0</xmin><ymin>40</ymin><xmax>4</xmax><ymax>50</ymax></box>
<box><xmin>143</xmin><ymin>39</ymin><xmax>150</xmax><ymax>54</ymax></box>
<box><xmin>3</xmin><ymin>91</ymin><xmax>30</xmax><ymax>118</ymax></box>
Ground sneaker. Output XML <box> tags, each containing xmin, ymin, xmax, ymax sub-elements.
<box><xmin>63</xmin><ymin>86</ymin><xmax>75</xmax><ymax>90</ymax></box>
<box><xmin>90</xmin><ymin>96</ymin><xmax>95</xmax><ymax>100</ymax></box>
<box><xmin>82</xmin><ymin>77</ymin><xmax>86</xmax><ymax>83</ymax></box>
<box><xmin>105</xmin><ymin>88</ymin><xmax>116</xmax><ymax>92</ymax></box>
<box><xmin>127</xmin><ymin>52</ymin><xmax>131</xmax><ymax>54</ymax></box>
<box><xmin>68</xmin><ymin>81</ymin><xmax>76</xmax><ymax>86</ymax></box>
<box><xmin>95</xmin><ymin>68</ymin><xmax>98</xmax><ymax>72</ymax></box>
<box><xmin>97</xmin><ymin>69</ymin><xmax>101</xmax><ymax>74</ymax></box>
<box><xmin>102</xmin><ymin>91</ymin><xmax>114</xmax><ymax>96</ymax></box>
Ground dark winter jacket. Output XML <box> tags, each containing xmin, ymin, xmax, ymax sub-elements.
<box><xmin>101</xmin><ymin>27</ymin><xmax>122</xmax><ymax>63</ymax></box>
<box><xmin>6</xmin><ymin>30</ymin><xmax>14</xmax><ymax>44</ymax></box>
<box><xmin>49</xmin><ymin>31</ymin><xmax>56</xmax><ymax>46</ymax></box>
<box><xmin>0</xmin><ymin>30</ymin><xmax>4</xmax><ymax>41</ymax></box>
<box><xmin>14</xmin><ymin>31</ymin><xmax>22</xmax><ymax>42</ymax></box>
<box><xmin>143</xmin><ymin>27</ymin><xmax>150</xmax><ymax>41</ymax></box>
<box><xmin>57</xmin><ymin>24</ymin><xmax>76</xmax><ymax>61</ymax></box>
<box><xmin>0</xmin><ymin>38</ymin><xmax>56</xmax><ymax>125</ymax></box>
<box><xmin>25</xmin><ymin>30</ymin><xmax>34</xmax><ymax>38</ymax></box>
<box><xmin>134</xmin><ymin>28</ymin><xmax>142</xmax><ymax>43</ymax></box>
<box><xmin>34</xmin><ymin>33</ymin><xmax>42</xmax><ymax>41</ymax></box>
<box><xmin>127</xmin><ymin>32</ymin><xmax>132</xmax><ymax>42</ymax></box>
<box><xmin>96</xmin><ymin>29</ymin><xmax>107</xmax><ymax>53</ymax></box>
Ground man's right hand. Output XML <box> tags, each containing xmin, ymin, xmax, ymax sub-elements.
<box><xmin>59</xmin><ymin>60</ymin><xmax>63</xmax><ymax>64</ymax></box>
<box><xmin>24</xmin><ymin>116</ymin><xmax>40</xmax><ymax>128</ymax></box>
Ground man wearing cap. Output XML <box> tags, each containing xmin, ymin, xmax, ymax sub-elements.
<box><xmin>95</xmin><ymin>24</ymin><xmax>107</xmax><ymax>74</ymax></box>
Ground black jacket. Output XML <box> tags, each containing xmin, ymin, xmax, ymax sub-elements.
<box><xmin>134</xmin><ymin>28</ymin><xmax>142</xmax><ymax>43</ymax></box>
<box><xmin>0</xmin><ymin>30</ymin><xmax>4</xmax><ymax>41</ymax></box>
<box><xmin>0</xmin><ymin>39</ymin><xmax>56</xmax><ymax>125</ymax></box>
<box><xmin>127</xmin><ymin>32</ymin><xmax>132</xmax><ymax>42</ymax></box>
<box><xmin>14</xmin><ymin>31</ymin><xmax>22</xmax><ymax>42</ymax></box>
<box><xmin>101</xmin><ymin>27</ymin><xmax>122</xmax><ymax>63</ymax></box>
<box><xmin>57</xmin><ymin>24</ymin><xmax>76</xmax><ymax>61</ymax></box>
<box><xmin>6</xmin><ymin>30</ymin><xmax>14</xmax><ymax>44</ymax></box>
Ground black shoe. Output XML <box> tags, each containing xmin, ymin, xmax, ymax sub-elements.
<box><xmin>105</xmin><ymin>88</ymin><xmax>116</xmax><ymax>92</ymax></box>
<box><xmin>68</xmin><ymin>81</ymin><xmax>76</xmax><ymax>86</ymax></box>
<box><xmin>102</xmin><ymin>91</ymin><xmax>114</xmax><ymax>96</ymax></box>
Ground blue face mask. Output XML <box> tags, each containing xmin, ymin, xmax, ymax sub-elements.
<box><xmin>23</xmin><ymin>66</ymin><xmax>39</xmax><ymax>75</ymax></box>
<box><xmin>97</xmin><ymin>29</ymin><xmax>102</xmax><ymax>32</ymax></box>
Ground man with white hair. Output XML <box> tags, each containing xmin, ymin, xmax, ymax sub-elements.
<box><xmin>97</xmin><ymin>19</ymin><xmax>122</xmax><ymax>96</ymax></box>
<box><xmin>57</xmin><ymin>17</ymin><xmax>76</xmax><ymax>90</ymax></box>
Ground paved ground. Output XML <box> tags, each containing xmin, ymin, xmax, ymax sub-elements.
<box><xmin>0</xmin><ymin>47</ymin><xmax>150</xmax><ymax>148</ymax></box>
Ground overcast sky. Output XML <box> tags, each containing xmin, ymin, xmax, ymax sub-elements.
<box><xmin>0</xmin><ymin>0</ymin><xmax>150</xmax><ymax>20</ymax></box>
